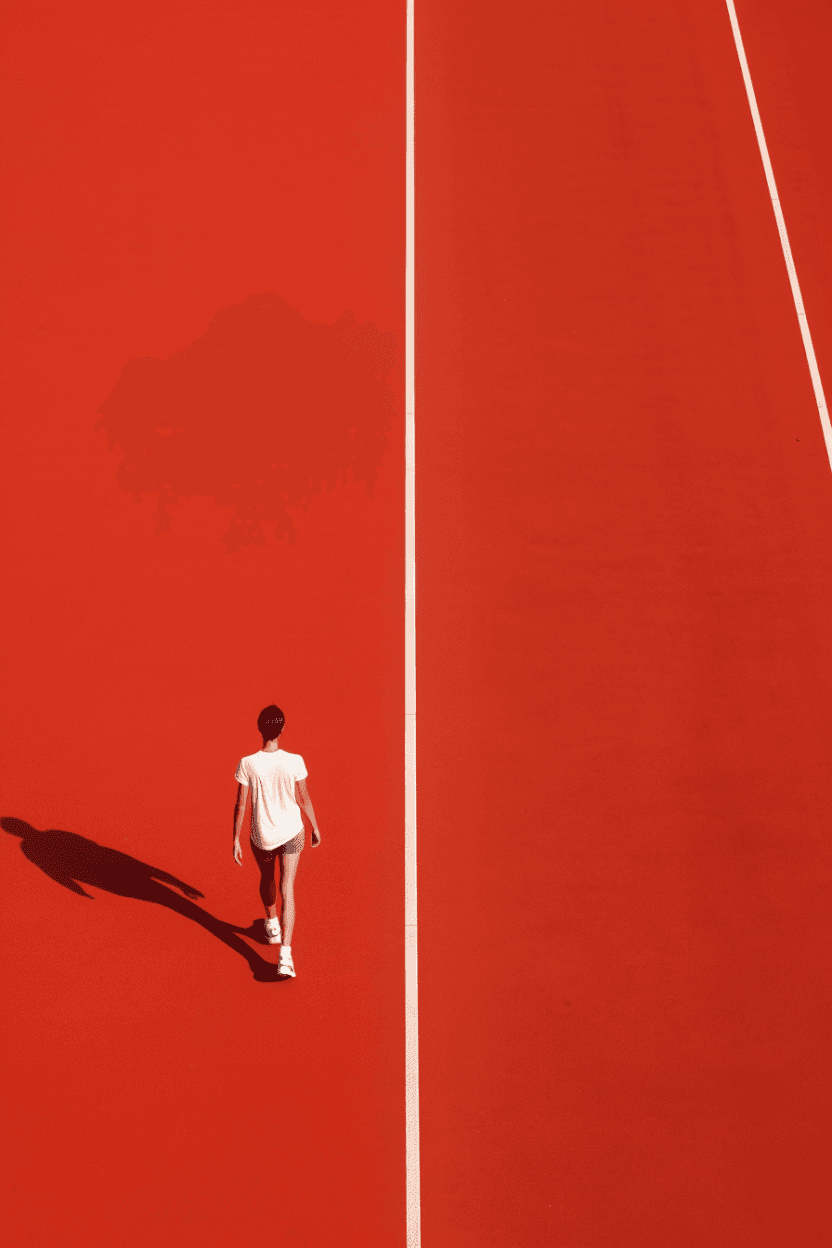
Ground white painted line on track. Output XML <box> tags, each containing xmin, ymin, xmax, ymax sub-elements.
<box><xmin>405</xmin><ymin>0</ymin><xmax>420</xmax><ymax>1242</ymax></box>
<box><xmin>724</xmin><ymin>0</ymin><xmax>832</xmax><ymax>473</ymax></box>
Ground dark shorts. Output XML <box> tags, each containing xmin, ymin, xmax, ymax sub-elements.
<box><xmin>250</xmin><ymin>830</ymin><xmax>305</xmax><ymax>864</ymax></box>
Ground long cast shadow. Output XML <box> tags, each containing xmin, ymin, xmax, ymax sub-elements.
<box><xmin>2</xmin><ymin>816</ymin><xmax>279</xmax><ymax>983</ymax></box>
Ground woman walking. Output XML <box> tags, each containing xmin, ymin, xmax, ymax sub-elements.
<box><xmin>233</xmin><ymin>704</ymin><xmax>321</xmax><ymax>978</ymax></box>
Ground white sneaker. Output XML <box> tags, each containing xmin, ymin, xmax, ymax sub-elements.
<box><xmin>277</xmin><ymin>949</ymin><xmax>296</xmax><ymax>978</ymax></box>
<box><xmin>264</xmin><ymin>917</ymin><xmax>282</xmax><ymax>945</ymax></box>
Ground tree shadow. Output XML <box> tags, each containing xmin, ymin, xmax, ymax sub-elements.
<box><xmin>95</xmin><ymin>292</ymin><xmax>398</xmax><ymax>552</ymax></box>
<box><xmin>2</xmin><ymin>816</ymin><xmax>281</xmax><ymax>983</ymax></box>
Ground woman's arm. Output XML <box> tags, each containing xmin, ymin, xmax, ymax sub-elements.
<box><xmin>296</xmin><ymin>778</ymin><xmax>321</xmax><ymax>846</ymax></box>
<box><xmin>233</xmin><ymin>783</ymin><xmax>248</xmax><ymax>863</ymax></box>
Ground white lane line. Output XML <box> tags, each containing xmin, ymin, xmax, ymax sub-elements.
<box><xmin>724</xmin><ymin>0</ymin><xmax>832</xmax><ymax>473</ymax></box>
<box><xmin>405</xmin><ymin>0</ymin><xmax>420</xmax><ymax>1242</ymax></box>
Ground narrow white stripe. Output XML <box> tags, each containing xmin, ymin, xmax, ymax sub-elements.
<box><xmin>404</xmin><ymin>0</ymin><xmax>420</xmax><ymax>1242</ymax></box>
<box><xmin>724</xmin><ymin>0</ymin><xmax>832</xmax><ymax>473</ymax></box>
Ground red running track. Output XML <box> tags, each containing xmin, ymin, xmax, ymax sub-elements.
<box><xmin>417</xmin><ymin>0</ymin><xmax>831</xmax><ymax>1245</ymax></box>
<box><xmin>2</xmin><ymin>1</ymin><xmax>831</xmax><ymax>1246</ymax></box>
<box><xmin>0</xmin><ymin>4</ymin><xmax>405</xmax><ymax>1246</ymax></box>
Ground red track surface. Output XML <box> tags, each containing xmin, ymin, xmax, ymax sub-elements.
<box><xmin>1</xmin><ymin>4</ymin><xmax>405</xmax><ymax>1246</ymax></box>
<box><xmin>2</xmin><ymin>2</ymin><xmax>830</xmax><ymax>1246</ymax></box>
<box><xmin>418</xmin><ymin>1</ymin><xmax>831</xmax><ymax>1245</ymax></box>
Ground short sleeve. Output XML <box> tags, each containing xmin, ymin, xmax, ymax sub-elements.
<box><xmin>234</xmin><ymin>758</ymin><xmax>249</xmax><ymax>786</ymax></box>
<box><xmin>295</xmin><ymin>755</ymin><xmax>308</xmax><ymax>781</ymax></box>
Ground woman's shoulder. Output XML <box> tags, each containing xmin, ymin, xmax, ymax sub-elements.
<box><xmin>240</xmin><ymin>749</ymin><xmax>273</xmax><ymax>768</ymax></box>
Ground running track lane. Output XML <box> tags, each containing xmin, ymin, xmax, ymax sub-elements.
<box><xmin>0</xmin><ymin>4</ymin><xmax>405</xmax><ymax>1246</ymax></box>
<box><xmin>417</xmin><ymin>1</ymin><xmax>831</xmax><ymax>1245</ymax></box>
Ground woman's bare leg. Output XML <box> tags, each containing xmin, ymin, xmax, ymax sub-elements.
<box><xmin>279</xmin><ymin>850</ymin><xmax>301</xmax><ymax>945</ymax></box>
<box><xmin>255</xmin><ymin>851</ymin><xmax>279</xmax><ymax>919</ymax></box>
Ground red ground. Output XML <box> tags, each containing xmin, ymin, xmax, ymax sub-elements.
<box><xmin>2</xmin><ymin>1</ymin><xmax>830</xmax><ymax>1246</ymax></box>
<box><xmin>1</xmin><ymin>4</ymin><xmax>405</xmax><ymax>1246</ymax></box>
<box><xmin>417</xmin><ymin>1</ymin><xmax>831</xmax><ymax>1245</ymax></box>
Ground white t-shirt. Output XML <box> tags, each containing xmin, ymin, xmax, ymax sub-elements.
<box><xmin>235</xmin><ymin>748</ymin><xmax>308</xmax><ymax>850</ymax></box>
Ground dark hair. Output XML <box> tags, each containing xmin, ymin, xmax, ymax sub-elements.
<box><xmin>257</xmin><ymin>704</ymin><xmax>285</xmax><ymax>742</ymax></box>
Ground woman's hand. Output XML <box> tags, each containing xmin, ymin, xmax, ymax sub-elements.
<box><xmin>233</xmin><ymin>839</ymin><xmax>243</xmax><ymax>865</ymax></box>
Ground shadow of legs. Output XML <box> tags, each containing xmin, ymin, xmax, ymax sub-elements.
<box><xmin>2</xmin><ymin>816</ymin><xmax>279</xmax><ymax>983</ymax></box>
